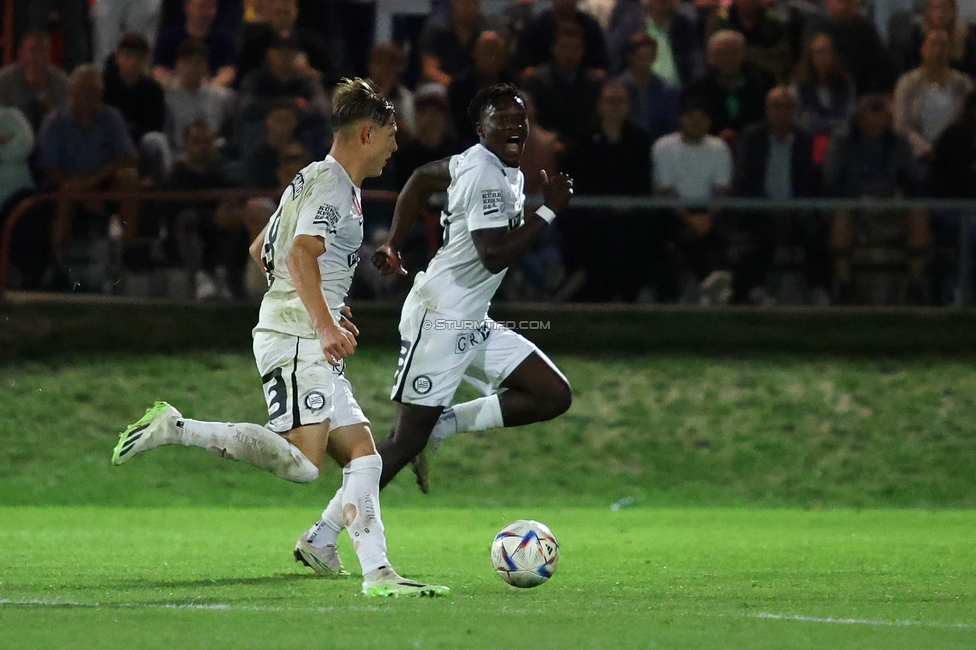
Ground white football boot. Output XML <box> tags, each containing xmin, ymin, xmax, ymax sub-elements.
<box><xmin>293</xmin><ymin>530</ymin><xmax>350</xmax><ymax>578</ymax></box>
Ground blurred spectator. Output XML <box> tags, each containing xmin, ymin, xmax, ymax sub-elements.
<box><xmin>449</xmin><ymin>30</ymin><xmax>516</xmax><ymax>146</ymax></box>
<box><xmin>36</xmin><ymin>65</ymin><xmax>139</xmax><ymax>269</ymax></box>
<box><xmin>393</xmin><ymin>87</ymin><xmax>458</xmax><ymax>189</ymax></box>
<box><xmin>607</xmin><ymin>0</ymin><xmax>702</xmax><ymax>86</ymax></box>
<box><xmin>893</xmin><ymin>29</ymin><xmax>973</xmax><ymax>161</ymax></box>
<box><xmin>733</xmin><ymin>86</ymin><xmax>830</xmax><ymax>305</ymax></box>
<box><xmin>514</xmin><ymin>0</ymin><xmax>609</xmax><ymax>73</ymax></box>
<box><xmin>685</xmin><ymin>30</ymin><xmax>776</xmax><ymax>147</ymax></box>
<box><xmin>165</xmin><ymin>119</ymin><xmax>248</xmax><ymax>299</ymax></box>
<box><xmin>803</xmin><ymin>0</ymin><xmax>893</xmax><ymax>94</ymax></box>
<box><xmin>562</xmin><ymin>78</ymin><xmax>652</xmax><ymax>301</ymax></box>
<box><xmin>367</xmin><ymin>43</ymin><xmax>417</xmax><ymax>139</ymax></box>
<box><xmin>104</xmin><ymin>33</ymin><xmax>166</xmax><ymax>147</ymax></box>
<box><xmin>619</xmin><ymin>33</ymin><xmax>679</xmax><ymax>143</ymax></box>
<box><xmin>0</xmin><ymin>93</ymin><xmax>35</xmax><ymax>214</ymax></box>
<box><xmin>652</xmin><ymin>93</ymin><xmax>734</xmax><ymax>305</ymax></box>
<box><xmin>238</xmin><ymin>0</ymin><xmax>339</xmax><ymax>86</ymax></box>
<box><xmin>703</xmin><ymin>0</ymin><xmax>793</xmax><ymax>81</ymax></box>
<box><xmin>242</xmin><ymin>99</ymin><xmax>299</xmax><ymax>188</ymax></box>
<box><xmin>154</xmin><ymin>0</ymin><xmax>239</xmax><ymax>87</ymax></box>
<box><xmin>92</xmin><ymin>0</ymin><xmax>164</xmax><ymax>70</ymax></box>
<box><xmin>523</xmin><ymin>22</ymin><xmax>602</xmax><ymax>145</ymax></box>
<box><xmin>420</xmin><ymin>0</ymin><xmax>487</xmax><ymax>87</ymax></box>
<box><xmin>791</xmin><ymin>31</ymin><xmax>856</xmax><ymax>165</ymax></box>
<box><xmin>239</xmin><ymin>33</ymin><xmax>331</xmax><ymax>159</ymax></box>
<box><xmin>822</xmin><ymin>94</ymin><xmax>930</xmax><ymax>303</ymax></box>
<box><xmin>498</xmin><ymin>0</ymin><xmax>539</xmax><ymax>62</ymax></box>
<box><xmin>164</xmin><ymin>39</ymin><xmax>236</xmax><ymax>152</ymax></box>
<box><xmin>894</xmin><ymin>0</ymin><xmax>976</xmax><ymax>77</ymax></box>
<box><xmin>0</xmin><ymin>31</ymin><xmax>69</xmax><ymax>132</ymax></box>
<box><xmin>21</xmin><ymin>0</ymin><xmax>90</xmax><ymax>71</ymax></box>
<box><xmin>520</xmin><ymin>91</ymin><xmax>563</xmax><ymax>197</ymax></box>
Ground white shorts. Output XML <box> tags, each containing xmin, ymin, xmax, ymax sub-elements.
<box><xmin>390</xmin><ymin>300</ymin><xmax>542</xmax><ymax>407</ymax></box>
<box><xmin>253</xmin><ymin>331</ymin><xmax>368</xmax><ymax>433</ymax></box>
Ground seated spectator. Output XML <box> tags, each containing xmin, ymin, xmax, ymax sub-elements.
<box><xmin>893</xmin><ymin>29</ymin><xmax>973</xmax><ymax>161</ymax></box>
<box><xmin>895</xmin><ymin>0</ymin><xmax>976</xmax><ymax>77</ymax></box>
<box><xmin>238</xmin><ymin>0</ymin><xmax>339</xmax><ymax>86</ymax></box>
<box><xmin>803</xmin><ymin>0</ymin><xmax>893</xmax><ymax>94</ymax></box>
<box><xmin>367</xmin><ymin>43</ymin><xmax>417</xmax><ymax>139</ymax></box>
<box><xmin>685</xmin><ymin>30</ymin><xmax>776</xmax><ymax>148</ymax></box>
<box><xmin>164</xmin><ymin>39</ymin><xmax>237</xmax><ymax>152</ymax></box>
<box><xmin>607</xmin><ymin>0</ymin><xmax>702</xmax><ymax>85</ymax></box>
<box><xmin>103</xmin><ymin>33</ymin><xmax>166</xmax><ymax>154</ymax></box>
<box><xmin>154</xmin><ymin>0</ymin><xmax>238</xmax><ymax>87</ymax></box>
<box><xmin>420</xmin><ymin>0</ymin><xmax>488</xmax><ymax>87</ymax></box>
<box><xmin>497</xmin><ymin>0</ymin><xmax>540</xmax><ymax>63</ymax></box>
<box><xmin>523</xmin><ymin>22</ymin><xmax>602</xmax><ymax>145</ymax></box>
<box><xmin>243</xmin><ymin>100</ymin><xmax>300</xmax><ymax>189</ymax></box>
<box><xmin>652</xmin><ymin>94</ymin><xmax>734</xmax><ymax>305</ymax></box>
<box><xmin>514</xmin><ymin>0</ymin><xmax>608</xmax><ymax>73</ymax></box>
<box><xmin>0</xmin><ymin>31</ymin><xmax>70</xmax><ymax>132</ymax></box>
<box><xmin>822</xmin><ymin>95</ymin><xmax>930</xmax><ymax>304</ymax></box>
<box><xmin>792</xmin><ymin>32</ymin><xmax>856</xmax><ymax>165</ymax></box>
<box><xmin>520</xmin><ymin>90</ymin><xmax>563</xmax><ymax>197</ymax></box>
<box><xmin>36</xmin><ymin>65</ymin><xmax>139</xmax><ymax>271</ymax></box>
<box><xmin>0</xmin><ymin>91</ymin><xmax>35</xmax><ymax>214</ymax></box>
<box><xmin>393</xmin><ymin>87</ymin><xmax>459</xmax><ymax>189</ymax></box>
<box><xmin>733</xmin><ymin>86</ymin><xmax>830</xmax><ymax>305</ymax></box>
<box><xmin>240</xmin><ymin>34</ymin><xmax>331</xmax><ymax>159</ymax></box>
<box><xmin>562</xmin><ymin>78</ymin><xmax>652</xmax><ymax>301</ymax></box>
<box><xmin>619</xmin><ymin>32</ymin><xmax>679</xmax><ymax>143</ymax></box>
<box><xmin>703</xmin><ymin>0</ymin><xmax>793</xmax><ymax>81</ymax></box>
<box><xmin>165</xmin><ymin>120</ymin><xmax>248</xmax><ymax>300</ymax></box>
<box><xmin>449</xmin><ymin>30</ymin><xmax>516</xmax><ymax>146</ymax></box>
<box><xmin>92</xmin><ymin>0</ymin><xmax>163</xmax><ymax>69</ymax></box>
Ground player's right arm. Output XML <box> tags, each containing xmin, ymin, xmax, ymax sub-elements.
<box><xmin>286</xmin><ymin>234</ymin><xmax>356</xmax><ymax>364</ymax></box>
<box><xmin>248</xmin><ymin>225</ymin><xmax>268</xmax><ymax>272</ymax></box>
<box><xmin>372</xmin><ymin>157</ymin><xmax>452</xmax><ymax>276</ymax></box>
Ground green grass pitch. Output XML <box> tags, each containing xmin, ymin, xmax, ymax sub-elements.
<box><xmin>1</xmin><ymin>350</ymin><xmax>976</xmax><ymax>648</ymax></box>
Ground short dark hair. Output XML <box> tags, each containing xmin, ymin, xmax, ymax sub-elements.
<box><xmin>331</xmin><ymin>77</ymin><xmax>396</xmax><ymax>132</ymax></box>
<box><xmin>175</xmin><ymin>38</ymin><xmax>208</xmax><ymax>62</ymax></box>
<box><xmin>627</xmin><ymin>32</ymin><xmax>657</xmax><ymax>56</ymax></box>
<box><xmin>466</xmin><ymin>82</ymin><xmax>523</xmax><ymax>127</ymax></box>
<box><xmin>553</xmin><ymin>21</ymin><xmax>584</xmax><ymax>45</ymax></box>
<box><xmin>117</xmin><ymin>31</ymin><xmax>150</xmax><ymax>55</ymax></box>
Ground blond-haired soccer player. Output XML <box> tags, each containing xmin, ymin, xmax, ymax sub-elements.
<box><xmin>112</xmin><ymin>78</ymin><xmax>448</xmax><ymax>598</ymax></box>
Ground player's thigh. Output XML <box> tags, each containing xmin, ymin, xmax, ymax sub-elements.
<box><xmin>468</xmin><ymin>322</ymin><xmax>570</xmax><ymax>396</ymax></box>
<box><xmin>253</xmin><ymin>331</ymin><xmax>336</xmax><ymax>434</ymax></box>
<box><xmin>391</xmin><ymin>304</ymin><xmax>472</xmax><ymax>407</ymax></box>
<box><xmin>283</xmin><ymin>421</ymin><xmax>331</xmax><ymax>469</ymax></box>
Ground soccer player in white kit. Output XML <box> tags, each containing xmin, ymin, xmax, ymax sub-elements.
<box><xmin>110</xmin><ymin>78</ymin><xmax>448</xmax><ymax>598</ymax></box>
<box><xmin>372</xmin><ymin>83</ymin><xmax>575</xmax><ymax>491</ymax></box>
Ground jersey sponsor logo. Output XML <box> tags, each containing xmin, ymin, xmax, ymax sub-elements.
<box><xmin>313</xmin><ymin>203</ymin><xmax>341</xmax><ymax>234</ymax></box>
<box><xmin>290</xmin><ymin>172</ymin><xmax>305</xmax><ymax>199</ymax></box>
<box><xmin>455</xmin><ymin>323</ymin><xmax>491</xmax><ymax>354</ymax></box>
<box><xmin>347</xmin><ymin>250</ymin><xmax>360</xmax><ymax>268</ymax></box>
<box><xmin>412</xmin><ymin>375</ymin><xmax>433</xmax><ymax>394</ymax></box>
<box><xmin>481</xmin><ymin>188</ymin><xmax>503</xmax><ymax>216</ymax></box>
<box><xmin>304</xmin><ymin>391</ymin><xmax>327</xmax><ymax>411</ymax></box>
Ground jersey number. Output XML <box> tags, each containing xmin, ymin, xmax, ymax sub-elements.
<box><xmin>262</xmin><ymin>205</ymin><xmax>283</xmax><ymax>286</ymax></box>
<box><xmin>262</xmin><ymin>367</ymin><xmax>288</xmax><ymax>421</ymax></box>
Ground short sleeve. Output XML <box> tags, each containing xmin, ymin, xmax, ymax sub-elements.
<box><xmin>295</xmin><ymin>173</ymin><xmax>348</xmax><ymax>241</ymax></box>
<box><xmin>712</xmin><ymin>141</ymin><xmax>733</xmax><ymax>190</ymax></box>
<box><xmin>652</xmin><ymin>139</ymin><xmax>675</xmax><ymax>191</ymax></box>
<box><xmin>466</xmin><ymin>169</ymin><xmax>515</xmax><ymax>232</ymax></box>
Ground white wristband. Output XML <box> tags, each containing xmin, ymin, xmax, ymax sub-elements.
<box><xmin>536</xmin><ymin>205</ymin><xmax>557</xmax><ymax>223</ymax></box>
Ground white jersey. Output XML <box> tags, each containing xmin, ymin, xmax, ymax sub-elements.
<box><xmin>407</xmin><ymin>144</ymin><xmax>524</xmax><ymax>320</ymax></box>
<box><xmin>255</xmin><ymin>156</ymin><xmax>364</xmax><ymax>339</ymax></box>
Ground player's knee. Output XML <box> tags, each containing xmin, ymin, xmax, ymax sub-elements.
<box><xmin>279</xmin><ymin>452</ymin><xmax>320</xmax><ymax>482</ymax></box>
<box><xmin>544</xmin><ymin>380</ymin><xmax>573</xmax><ymax>420</ymax></box>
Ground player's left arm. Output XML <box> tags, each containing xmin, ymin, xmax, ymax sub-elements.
<box><xmin>248</xmin><ymin>225</ymin><xmax>268</xmax><ymax>272</ymax></box>
<box><xmin>471</xmin><ymin>170</ymin><xmax>573</xmax><ymax>274</ymax></box>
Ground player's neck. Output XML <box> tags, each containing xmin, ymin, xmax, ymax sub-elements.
<box><xmin>328</xmin><ymin>144</ymin><xmax>366</xmax><ymax>187</ymax></box>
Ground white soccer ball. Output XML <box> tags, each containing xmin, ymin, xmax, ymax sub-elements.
<box><xmin>490</xmin><ymin>519</ymin><xmax>560</xmax><ymax>588</ymax></box>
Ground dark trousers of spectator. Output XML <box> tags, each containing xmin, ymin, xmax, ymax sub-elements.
<box><xmin>558</xmin><ymin>209</ymin><xmax>652</xmax><ymax>302</ymax></box>
<box><xmin>172</xmin><ymin>207</ymin><xmax>251</xmax><ymax>299</ymax></box>
<box><xmin>652</xmin><ymin>210</ymin><xmax>730</xmax><ymax>302</ymax></box>
<box><xmin>329</xmin><ymin>0</ymin><xmax>376</xmax><ymax>78</ymax></box>
<box><xmin>731</xmin><ymin>210</ymin><xmax>831</xmax><ymax>302</ymax></box>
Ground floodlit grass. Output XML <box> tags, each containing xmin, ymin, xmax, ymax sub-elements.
<box><xmin>1</xmin><ymin>508</ymin><xmax>975</xmax><ymax>649</ymax></box>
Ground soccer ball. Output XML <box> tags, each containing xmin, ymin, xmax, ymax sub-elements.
<box><xmin>490</xmin><ymin>519</ymin><xmax>559</xmax><ymax>588</ymax></box>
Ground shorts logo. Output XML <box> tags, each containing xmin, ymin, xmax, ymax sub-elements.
<box><xmin>481</xmin><ymin>189</ymin><xmax>503</xmax><ymax>216</ymax></box>
<box><xmin>290</xmin><ymin>172</ymin><xmax>305</xmax><ymax>199</ymax></box>
<box><xmin>313</xmin><ymin>203</ymin><xmax>341</xmax><ymax>234</ymax></box>
<box><xmin>412</xmin><ymin>375</ymin><xmax>433</xmax><ymax>394</ymax></box>
<box><xmin>455</xmin><ymin>323</ymin><xmax>491</xmax><ymax>354</ymax></box>
<box><xmin>304</xmin><ymin>391</ymin><xmax>326</xmax><ymax>411</ymax></box>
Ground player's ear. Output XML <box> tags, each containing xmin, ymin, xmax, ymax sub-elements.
<box><xmin>360</xmin><ymin>122</ymin><xmax>373</xmax><ymax>145</ymax></box>
<box><xmin>475</xmin><ymin>121</ymin><xmax>485</xmax><ymax>140</ymax></box>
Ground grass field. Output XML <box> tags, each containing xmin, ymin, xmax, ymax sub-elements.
<box><xmin>2</xmin><ymin>350</ymin><xmax>976</xmax><ymax>648</ymax></box>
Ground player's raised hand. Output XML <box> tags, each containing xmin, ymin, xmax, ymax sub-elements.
<box><xmin>372</xmin><ymin>243</ymin><xmax>407</xmax><ymax>276</ymax></box>
<box><xmin>338</xmin><ymin>305</ymin><xmax>359</xmax><ymax>338</ymax></box>
<box><xmin>540</xmin><ymin>170</ymin><xmax>574</xmax><ymax>213</ymax></box>
<box><xmin>319</xmin><ymin>321</ymin><xmax>357</xmax><ymax>366</ymax></box>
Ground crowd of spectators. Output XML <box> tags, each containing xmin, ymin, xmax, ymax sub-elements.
<box><xmin>3</xmin><ymin>0</ymin><xmax>976</xmax><ymax>305</ymax></box>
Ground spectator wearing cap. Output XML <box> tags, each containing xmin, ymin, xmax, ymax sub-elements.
<box><xmin>164</xmin><ymin>39</ymin><xmax>236</xmax><ymax>153</ymax></box>
<box><xmin>822</xmin><ymin>94</ymin><xmax>930</xmax><ymax>304</ymax></box>
<box><xmin>0</xmin><ymin>31</ymin><xmax>69</xmax><ymax>132</ymax></box>
<box><xmin>449</xmin><ymin>31</ymin><xmax>517</xmax><ymax>147</ymax></box>
<box><xmin>104</xmin><ymin>33</ymin><xmax>166</xmax><ymax>147</ymax></box>
<box><xmin>893</xmin><ymin>29</ymin><xmax>973</xmax><ymax>161</ymax></box>
<box><xmin>803</xmin><ymin>0</ymin><xmax>893</xmax><ymax>95</ymax></box>
<box><xmin>652</xmin><ymin>92</ymin><xmax>734</xmax><ymax>305</ymax></box>
<box><xmin>607</xmin><ymin>0</ymin><xmax>702</xmax><ymax>86</ymax></box>
<box><xmin>154</xmin><ymin>0</ymin><xmax>239</xmax><ymax>87</ymax></box>
<box><xmin>367</xmin><ymin>43</ymin><xmax>417</xmax><ymax>139</ymax></box>
<box><xmin>419</xmin><ymin>0</ymin><xmax>488</xmax><ymax>87</ymax></box>
<box><xmin>514</xmin><ymin>0</ymin><xmax>608</xmax><ymax>73</ymax></box>
<box><xmin>685</xmin><ymin>30</ymin><xmax>776</xmax><ymax>148</ymax></box>
<box><xmin>523</xmin><ymin>22</ymin><xmax>603</xmax><ymax>145</ymax></box>
<box><xmin>619</xmin><ymin>32</ymin><xmax>678</xmax><ymax>143</ymax></box>
<box><xmin>702</xmin><ymin>0</ymin><xmax>792</xmax><ymax>81</ymax></box>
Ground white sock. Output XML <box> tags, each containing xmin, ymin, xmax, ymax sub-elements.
<box><xmin>429</xmin><ymin>407</ymin><xmax>458</xmax><ymax>442</ymax></box>
<box><xmin>450</xmin><ymin>395</ymin><xmax>504</xmax><ymax>435</ymax></box>
<box><xmin>307</xmin><ymin>487</ymin><xmax>343</xmax><ymax>548</ymax></box>
<box><xmin>177</xmin><ymin>419</ymin><xmax>319</xmax><ymax>483</ymax></box>
<box><xmin>341</xmin><ymin>454</ymin><xmax>389</xmax><ymax>575</ymax></box>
